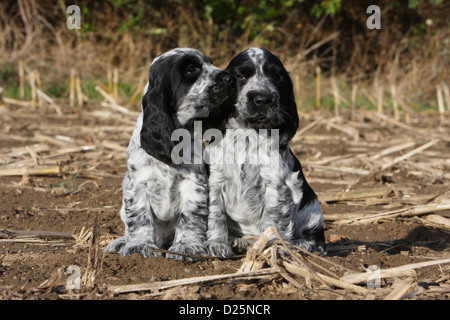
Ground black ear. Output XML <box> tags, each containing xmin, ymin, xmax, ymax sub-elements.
<box><xmin>279</xmin><ymin>89</ymin><xmax>300</xmax><ymax>146</ymax></box>
<box><xmin>140</xmin><ymin>86</ymin><xmax>176</xmax><ymax>166</ymax></box>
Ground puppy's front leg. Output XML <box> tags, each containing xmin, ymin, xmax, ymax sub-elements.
<box><xmin>205</xmin><ymin>175</ymin><xmax>234</xmax><ymax>258</ymax></box>
<box><xmin>166</xmin><ymin>178</ymin><xmax>209</xmax><ymax>260</ymax></box>
<box><xmin>294</xmin><ymin>199</ymin><xmax>327</xmax><ymax>255</ymax></box>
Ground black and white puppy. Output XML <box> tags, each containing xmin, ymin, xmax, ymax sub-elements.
<box><xmin>206</xmin><ymin>48</ymin><xmax>326</xmax><ymax>257</ymax></box>
<box><xmin>106</xmin><ymin>48</ymin><xmax>235</xmax><ymax>260</ymax></box>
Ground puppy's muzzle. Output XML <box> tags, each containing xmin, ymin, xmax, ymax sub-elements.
<box><xmin>245</xmin><ymin>90</ymin><xmax>283</xmax><ymax>126</ymax></box>
<box><xmin>251</xmin><ymin>91</ymin><xmax>277</xmax><ymax>109</ymax></box>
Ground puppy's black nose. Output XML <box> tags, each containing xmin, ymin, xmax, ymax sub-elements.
<box><xmin>252</xmin><ymin>93</ymin><xmax>274</xmax><ymax>107</ymax></box>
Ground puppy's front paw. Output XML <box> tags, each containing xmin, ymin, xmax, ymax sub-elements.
<box><xmin>166</xmin><ymin>244</ymin><xmax>208</xmax><ymax>261</ymax></box>
<box><xmin>105</xmin><ymin>237</ymin><xmax>126</xmax><ymax>253</ymax></box>
<box><xmin>206</xmin><ymin>241</ymin><xmax>234</xmax><ymax>258</ymax></box>
<box><xmin>294</xmin><ymin>238</ymin><xmax>326</xmax><ymax>255</ymax></box>
<box><xmin>230</xmin><ymin>237</ymin><xmax>255</xmax><ymax>252</ymax></box>
<box><xmin>295</xmin><ymin>227</ymin><xmax>327</xmax><ymax>255</ymax></box>
<box><xmin>118</xmin><ymin>243</ymin><xmax>162</xmax><ymax>258</ymax></box>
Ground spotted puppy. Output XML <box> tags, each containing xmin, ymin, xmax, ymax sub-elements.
<box><xmin>106</xmin><ymin>48</ymin><xmax>235</xmax><ymax>260</ymax></box>
<box><xmin>206</xmin><ymin>48</ymin><xmax>326</xmax><ymax>257</ymax></box>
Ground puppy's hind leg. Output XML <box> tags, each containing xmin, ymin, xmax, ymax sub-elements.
<box><xmin>105</xmin><ymin>207</ymin><xmax>127</xmax><ymax>253</ymax></box>
<box><xmin>120</xmin><ymin>197</ymin><xmax>162</xmax><ymax>258</ymax></box>
<box><xmin>106</xmin><ymin>175</ymin><xmax>162</xmax><ymax>258</ymax></box>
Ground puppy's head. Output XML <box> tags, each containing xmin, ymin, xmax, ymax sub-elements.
<box><xmin>140</xmin><ymin>48</ymin><xmax>236</xmax><ymax>165</ymax></box>
<box><xmin>226</xmin><ymin>47</ymin><xmax>299</xmax><ymax>145</ymax></box>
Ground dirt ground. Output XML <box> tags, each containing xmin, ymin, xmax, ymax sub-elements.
<box><xmin>0</xmin><ymin>101</ymin><xmax>449</xmax><ymax>300</ymax></box>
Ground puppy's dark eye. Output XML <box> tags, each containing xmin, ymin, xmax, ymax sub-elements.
<box><xmin>235</xmin><ymin>73</ymin><xmax>246</xmax><ymax>80</ymax></box>
<box><xmin>274</xmin><ymin>73</ymin><xmax>284</xmax><ymax>83</ymax></box>
<box><xmin>185</xmin><ymin>64</ymin><xmax>200</xmax><ymax>75</ymax></box>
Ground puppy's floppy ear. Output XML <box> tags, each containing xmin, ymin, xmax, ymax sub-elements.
<box><xmin>279</xmin><ymin>85</ymin><xmax>300</xmax><ymax>146</ymax></box>
<box><xmin>285</xmin><ymin>91</ymin><xmax>300</xmax><ymax>139</ymax></box>
<box><xmin>140</xmin><ymin>84</ymin><xmax>176</xmax><ymax>166</ymax></box>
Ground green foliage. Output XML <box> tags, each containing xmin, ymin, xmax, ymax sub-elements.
<box><xmin>0</xmin><ymin>64</ymin><xmax>141</xmax><ymax>105</ymax></box>
<box><xmin>0</xmin><ymin>63</ymin><xmax>27</xmax><ymax>99</ymax></box>
<box><xmin>106</xmin><ymin>0</ymin><xmax>154</xmax><ymax>34</ymax></box>
<box><xmin>107</xmin><ymin>0</ymin><xmax>137</xmax><ymax>9</ymax></box>
<box><xmin>2</xmin><ymin>86</ymin><xmax>31</xmax><ymax>100</ymax></box>
<box><xmin>311</xmin><ymin>0</ymin><xmax>342</xmax><ymax>18</ymax></box>
<box><xmin>203</xmin><ymin>0</ymin><xmax>305</xmax><ymax>40</ymax></box>
<box><xmin>82</xmin><ymin>78</ymin><xmax>136</xmax><ymax>100</ymax></box>
<box><xmin>407</xmin><ymin>0</ymin><xmax>444</xmax><ymax>9</ymax></box>
<box><xmin>46</xmin><ymin>82</ymin><xmax>67</xmax><ymax>98</ymax></box>
<box><xmin>93</xmin><ymin>0</ymin><xmax>446</xmax><ymax>44</ymax></box>
<box><xmin>81</xmin><ymin>78</ymin><xmax>98</xmax><ymax>100</ymax></box>
<box><xmin>0</xmin><ymin>63</ymin><xmax>16</xmax><ymax>83</ymax></box>
<box><xmin>386</xmin><ymin>0</ymin><xmax>445</xmax><ymax>9</ymax></box>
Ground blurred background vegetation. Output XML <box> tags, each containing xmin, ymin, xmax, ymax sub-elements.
<box><xmin>0</xmin><ymin>0</ymin><xmax>448</xmax><ymax>112</ymax></box>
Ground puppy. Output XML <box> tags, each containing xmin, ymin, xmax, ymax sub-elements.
<box><xmin>106</xmin><ymin>48</ymin><xmax>235</xmax><ymax>260</ymax></box>
<box><xmin>206</xmin><ymin>48</ymin><xmax>326</xmax><ymax>257</ymax></box>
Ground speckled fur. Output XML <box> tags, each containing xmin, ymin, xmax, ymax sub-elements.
<box><xmin>106</xmin><ymin>48</ymin><xmax>235</xmax><ymax>260</ymax></box>
<box><xmin>206</xmin><ymin>48</ymin><xmax>326</xmax><ymax>257</ymax></box>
